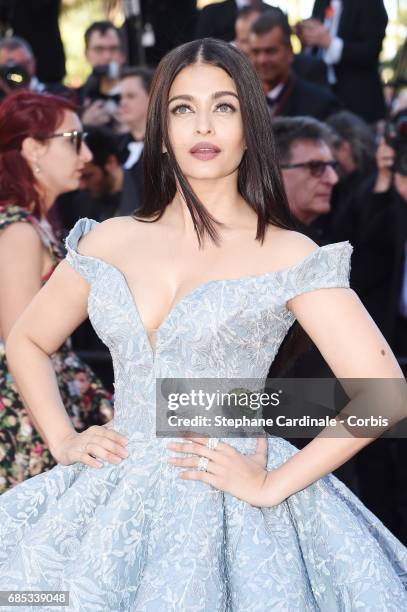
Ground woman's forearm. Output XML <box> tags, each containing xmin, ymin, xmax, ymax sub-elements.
<box><xmin>266</xmin><ymin>381</ymin><xmax>407</xmax><ymax>504</ymax></box>
<box><xmin>5</xmin><ymin>329</ymin><xmax>76</xmax><ymax>456</ymax></box>
<box><xmin>267</xmin><ymin>424</ymin><xmax>375</xmax><ymax>503</ymax></box>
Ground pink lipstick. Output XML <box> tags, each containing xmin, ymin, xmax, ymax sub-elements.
<box><xmin>190</xmin><ymin>141</ymin><xmax>221</xmax><ymax>161</ymax></box>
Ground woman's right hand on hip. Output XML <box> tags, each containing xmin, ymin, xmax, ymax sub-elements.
<box><xmin>54</xmin><ymin>425</ymin><xmax>129</xmax><ymax>468</ymax></box>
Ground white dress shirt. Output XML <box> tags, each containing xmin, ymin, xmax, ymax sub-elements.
<box><xmin>322</xmin><ymin>0</ymin><xmax>344</xmax><ymax>84</ymax></box>
<box><xmin>235</xmin><ymin>0</ymin><xmax>251</xmax><ymax>8</ymax></box>
<box><xmin>266</xmin><ymin>82</ymin><xmax>285</xmax><ymax>103</ymax></box>
<box><xmin>124</xmin><ymin>141</ymin><xmax>144</xmax><ymax>170</ymax></box>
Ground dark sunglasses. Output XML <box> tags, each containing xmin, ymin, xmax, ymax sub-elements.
<box><xmin>41</xmin><ymin>130</ymin><xmax>88</xmax><ymax>154</ymax></box>
<box><xmin>281</xmin><ymin>160</ymin><xmax>339</xmax><ymax>178</ymax></box>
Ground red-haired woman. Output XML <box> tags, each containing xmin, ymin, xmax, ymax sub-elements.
<box><xmin>0</xmin><ymin>91</ymin><xmax>113</xmax><ymax>492</ymax></box>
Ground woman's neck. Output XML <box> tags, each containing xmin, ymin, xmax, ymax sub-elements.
<box><xmin>167</xmin><ymin>177</ymin><xmax>256</xmax><ymax>238</ymax></box>
<box><xmin>39</xmin><ymin>187</ymin><xmax>57</xmax><ymax>216</ymax></box>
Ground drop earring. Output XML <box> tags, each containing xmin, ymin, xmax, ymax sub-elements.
<box><xmin>34</xmin><ymin>162</ymin><xmax>40</xmax><ymax>174</ymax></box>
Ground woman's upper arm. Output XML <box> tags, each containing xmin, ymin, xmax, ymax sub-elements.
<box><xmin>0</xmin><ymin>222</ymin><xmax>42</xmax><ymax>340</ymax></box>
<box><xmin>6</xmin><ymin>216</ymin><xmax>129</xmax><ymax>354</ymax></box>
<box><xmin>280</xmin><ymin>233</ymin><xmax>403</xmax><ymax>379</ymax></box>
<box><xmin>287</xmin><ymin>288</ymin><xmax>403</xmax><ymax>378</ymax></box>
<box><xmin>7</xmin><ymin>259</ymin><xmax>90</xmax><ymax>355</ymax></box>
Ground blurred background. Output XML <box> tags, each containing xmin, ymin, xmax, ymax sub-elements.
<box><xmin>56</xmin><ymin>0</ymin><xmax>406</xmax><ymax>86</ymax></box>
<box><xmin>0</xmin><ymin>0</ymin><xmax>407</xmax><ymax>543</ymax></box>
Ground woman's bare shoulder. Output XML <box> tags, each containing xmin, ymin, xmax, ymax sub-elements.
<box><xmin>0</xmin><ymin>220</ymin><xmax>42</xmax><ymax>254</ymax></box>
<box><xmin>76</xmin><ymin>216</ymin><xmax>142</xmax><ymax>259</ymax></box>
<box><xmin>265</xmin><ymin>226</ymin><xmax>319</xmax><ymax>269</ymax></box>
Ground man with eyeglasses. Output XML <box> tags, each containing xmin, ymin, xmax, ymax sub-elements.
<box><xmin>77</xmin><ymin>21</ymin><xmax>126</xmax><ymax>129</ymax></box>
<box><xmin>274</xmin><ymin>116</ymin><xmax>338</xmax><ymax>233</ymax></box>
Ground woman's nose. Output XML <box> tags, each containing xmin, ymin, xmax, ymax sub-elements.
<box><xmin>195</xmin><ymin>112</ymin><xmax>213</xmax><ymax>135</ymax></box>
<box><xmin>81</xmin><ymin>142</ymin><xmax>93</xmax><ymax>163</ymax></box>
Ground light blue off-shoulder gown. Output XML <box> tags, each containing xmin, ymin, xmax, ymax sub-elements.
<box><xmin>0</xmin><ymin>218</ymin><xmax>406</xmax><ymax>611</ymax></box>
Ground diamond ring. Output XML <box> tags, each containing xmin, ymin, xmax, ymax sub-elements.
<box><xmin>206</xmin><ymin>438</ymin><xmax>219</xmax><ymax>450</ymax></box>
<box><xmin>197</xmin><ymin>456</ymin><xmax>209</xmax><ymax>471</ymax></box>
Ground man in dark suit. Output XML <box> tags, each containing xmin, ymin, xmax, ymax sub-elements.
<box><xmin>292</xmin><ymin>53</ymin><xmax>328</xmax><ymax>89</ymax></box>
<box><xmin>297</xmin><ymin>0</ymin><xmax>388</xmax><ymax>123</ymax></box>
<box><xmin>195</xmin><ymin>0</ymin><xmax>267</xmax><ymax>42</ymax></box>
<box><xmin>233</xmin><ymin>6</ymin><xmax>329</xmax><ymax>88</ymax></box>
<box><xmin>249</xmin><ymin>11</ymin><xmax>341</xmax><ymax>120</ymax></box>
<box><xmin>140</xmin><ymin>0</ymin><xmax>198</xmax><ymax>65</ymax></box>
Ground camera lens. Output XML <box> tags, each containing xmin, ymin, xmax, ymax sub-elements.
<box><xmin>0</xmin><ymin>62</ymin><xmax>30</xmax><ymax>91</ymax></box>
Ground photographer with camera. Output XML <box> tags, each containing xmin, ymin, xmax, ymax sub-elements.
<box><xmin>0</xmin><ymin>37</ymin><xmax>31</xmax><ymax>99</ymax></box>
<box><xmin>376</xmin><ymin>111</ymin><xmax>407</xmax><ymax>194</ymax></box>
<box><xmin>78</xmin><ymin>21</ymin><xmax>126</xmax><ymax>130</ymax></box>
<box><xmin>371</xmin><ymin>109</ymin><xmax>407</xmax><ymax>361</ymax></box>
<box><xmin>0</xmin><ymin>36</ymin><xmax>70</xmax><ymax>100</ymax></box>
<box><xmin>323</xmin><ymin>108</ymin><xmax>407</xmax><ymax>356</ymax></box>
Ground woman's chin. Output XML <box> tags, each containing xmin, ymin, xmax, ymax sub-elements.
<box><xmin>70</xmin><ymin>176</ymin><xmax>81</xmax><ymax>191</ymax></box>
<box><xmin>184</xmin><ymin>168</ymin><xmax>233</xmax><ymax>182</ymax></box>
<box><xmin>60</xmin><ymin>177</ymin><xmax>80</xmax><ymax>195</ymax></box>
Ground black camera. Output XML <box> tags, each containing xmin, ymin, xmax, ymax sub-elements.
<box><xmin>0</xmin><ymin>61</ymin><xmax>30</xmax><ymax>91</ymax></box>
<box><xmin>83</xmin><ymin>62</ymin><xmax>121</xmax><ymax>107</ymax></box>
<box><xmin>385</xmin><ymin>110</ymin><xmax>407</xmax><ymax>177</ymax></box>
<box><xmin>91</xmin><ymin>62</ymin><xmax>120</xmax><ymax>81</ymax></box>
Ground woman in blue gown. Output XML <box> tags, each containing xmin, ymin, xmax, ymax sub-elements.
<box><xmin>0</xmin><ymin>38</ymin><xmax>406</xmax><ymax>611</ymax></box>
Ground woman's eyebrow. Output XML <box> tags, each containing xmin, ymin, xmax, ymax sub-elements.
<box><xmin>168</xmin><ymin>91</ymin><xmax>239</xmax><ymax>104</ymax></box>
<box><xmin>213</xmin><ymin>90</ymin><xmax>239</xmax><ymax>100</ymax></box>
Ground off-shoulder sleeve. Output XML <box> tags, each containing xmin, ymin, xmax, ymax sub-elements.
<box><xmin>64</xmin><ymin>217</ymin><xmax>101</xmax><ymax>284</ymax></box>
<box><xmin>283</xmin><ymin>241</ymin><xmax>353</xmax><ymax>303</ymax></box>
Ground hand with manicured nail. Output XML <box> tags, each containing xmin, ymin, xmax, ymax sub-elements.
<box><xmin>166</xmin><ymin>435</ymin><xmax>283</xmax><ymax>508</ymax></box>
<box><xmin>53</xmin><ymin>424</ymin><xmax>129</xmax><ymax>469</ymax></box>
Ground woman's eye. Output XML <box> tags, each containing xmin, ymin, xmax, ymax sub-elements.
<box><xmin>215</xmin><ymin>103</ymin><xmax>235</xmax><ymax>113</ymax></box>
<box><xmin>171</xmin><ymin>104</ymin><xmax>192</xmax><ymax>115</ymax></box>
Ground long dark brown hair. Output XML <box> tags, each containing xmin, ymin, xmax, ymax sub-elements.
<box><xmin>135</xmin><ymin>37</ymin><xmax>309</xmax><ymax>374</ymax></box>
<box><xmin>136</xmin><ymin>37</ymin><xmax>296</xmax><ymax>246</ymax></box>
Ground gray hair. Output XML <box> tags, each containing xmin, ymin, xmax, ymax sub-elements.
<box><xmin>326</xmin><ymin>110</ymin><xmax>376</xmax><ymax>175</ymax></box>
<box><xmin>272</xmin><ymin>116</ymin><xmax>335</xmax><ymax>164</ymax></box>
<box><xmin>0</xmin><ymin>36</ymin><xmax>34</xmax><ymax>60</ymax></box>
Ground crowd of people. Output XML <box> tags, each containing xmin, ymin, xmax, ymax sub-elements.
<box><xmin>0</xmin><ymin>0</ymin><xmax>406</xmax><ymax>543</ymax></box>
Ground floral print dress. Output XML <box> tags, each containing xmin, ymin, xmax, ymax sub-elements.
<box><xmin>0</xmin><ymin>205</ymin><xmax>114</xmax><ymax>493</ymax></box>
